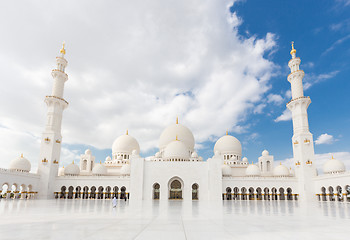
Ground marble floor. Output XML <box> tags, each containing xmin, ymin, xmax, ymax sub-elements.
<box><xmin>0</xmin><ymin>199</ymin><xmax>349</xmax><ymax>240</ymax></box>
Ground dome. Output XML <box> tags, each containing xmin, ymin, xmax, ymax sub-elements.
<box><xmin>214</xmin><ymin>135</ymin><xmax>242</xmax><ymax>156</ymax></box>
<box><xmin>112</xmin><ymin>133</ymin><xmax>140</xmax><ymax>155</ymax></box>
<box><xmin>58</xmin><ymin>167</ymin><xmax>65</xmax><ymax>176</ymax></box>
<box><xmin>65</xmin><ymin>161</ymin><xmax>80</xmax><ymax>175</ymax></box>
<box><xmin>105</xmin><ymin>156</ymin><xmax>111</xmax><ymax>162</ymax></box>
<box><xmin>85</xmin><ymin>149</ymin><xmax>91</xmax><ymax>155</ymax></box>
<box><xmin>273</xmin><ymin>163</ymin><xmax>290</xmax><ymax>177</ymax></box>
<box><xmin>198</xmin><ymin>156</ymin><xmax>203</xmax><ymax>161</ymax></box>
<box><xmin>163</xmin><ymin>140</ymin><xmax>190</xmax><ymax>160</ymax></box>
<box><xmin>159</xmin><ymin>123</ymin><xmax>195</xmax><ymax>152</ymax></box>
<box><xmin>222</xmin><ymin>164</ymin><xmax>231</xmax><ymax>176</ymax></box>
<box><xmin>155</xmin><ymin>152</ymin><xmax>161</xmax><ymax>158</ymax></box>
<box><xmin>191</xmin><ymin>151</ymin><xmax>198</xmax><ymax>158</ymax></box>
<box><xmin>242</xmin><ymin>157</ymin><xmax>248</xmax><ymax>163</ymax></box>
<box><xmin>323</xmin><ymin>156</ymin><xmax>345</xmax><ymax>174</ymax></box>
<box><xmin>9</xmin><ymin>154</ymin><xmax>31</xmax><ymax>172</ymax></box>
<box><xmin>120</xmin><ymin>164</ymin><xmax>131</xmax><ymax>175</ymax></box>
<box><xmin>245</xmin><ymin>163</ymin><xmax>260</xmax><ymax>176</ymax></box>
<box><xmin>262</xmin><ymin>150</ymin><xmax>269</xmax><ymax>156</ymax></box>
<box><xmin>92</xmin><ymin>163</ymin><xmax>107</xmax><ymax>176</ymax></box>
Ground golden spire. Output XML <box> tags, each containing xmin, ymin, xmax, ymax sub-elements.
<box><xmin>176</xmin><ymin>116</ymin><xmax>178</xmax><ymax>124</ymax></box>
<box><xmin>126</xmin><ymin>129</ymin><xmax>128</xmax><ymax>135</ymax></box>
<box><xmin>280</xmin><ymin>162</ymin><xmax>282</xmax><ymax>165</ymax></box>
<box><xmin>290</xmin><ymin>41</ymin><xmax>296</xmax><ymax>56</ymax></box>
<box><xmin>332</xmin><ymin>155</ymin><xmax>334</xmax><ymax>160</ymax></box>
<box><xmin>63</xmin><ymin>165</ymin><xmax>64</xmax><ymax>168</ymax></box>
<box><xmin>100</xmin><ymin>160</ymin><xmax>102</xmax><ymax>164</ymax></box>
<box><xmin>176</xmin><ymin>135</ymin><xmax>179</xmax><ymax>141</ymax></box>
<box><xmin>72</xmin><ymin>160</ymin><xmax>74</xmax><ymax>164</ymax></box>
<box><xmin>60</xmin><ymin>41</ymin><xmax>66</xmax><ymax>55</ymax></box>
<box><xmin>226</xmin><ymin>130</ymin><xmax>228</xmax><ymax>135</ymax></box>
<box><xmin>21</xmin><ymin>153</ymin><xmax>23</xmax><ymax>158</ymax></box>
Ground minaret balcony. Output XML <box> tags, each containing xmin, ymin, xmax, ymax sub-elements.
<box><xmin>287</xmin><ymin>70</ymin><xmax>304</xmax><ymax>83</ymax></box>
<box><xmin>45</xmin><ymin>95</ymin><xmax>69</xmax><ymax>109</ymax></box>
<box><xmin>51</xmin><ymin>69</ymin><xmax>68</xmax><ymax>79</ymax></box>
<box><xmin>286</xmin><ymin>96</ymin><xmax>311</xmax><ymax>110</ymax></box>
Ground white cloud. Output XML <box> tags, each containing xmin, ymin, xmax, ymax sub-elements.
<box><xmin>253</xmin><ymin>103</ymin><xmax>266</xmax><ymax>114</ymax></box>
<box><xmin>304</xmin><ymin>70</ymin><xmax>340</xmax><ymax>90</ymax></box>
<box><xmin>274</xmin><ymin>109</ymin><xmax>292</xmax><ymax>122</ymax></box>
<box><xmin>315</xmin><ymin>133</ymin><xmax>335</xmax><ymax>145</ymax></box>
<box><xmin>0</xmin><ymin>1</ymin><xmax>277</xmax><ymax>168</ymax></box>
<box><xmin>267</xmin><ymin>94</ymin><xmax>283</xmax><ymax>105</ymax></box>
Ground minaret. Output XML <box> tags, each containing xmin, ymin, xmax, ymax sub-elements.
<box><xmin>37</xmin><ymin>42</ymin><xmax>69</xmax><ymax>199</ymax></box>
<box><xmin>286</xmin><ymin>42</ymin><xmax>316</xmax><ymax>201</ymax></box>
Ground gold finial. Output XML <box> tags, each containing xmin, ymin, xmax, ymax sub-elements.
<box><xmin>226</xmin><ymin>130</ymin><xmax>228</xmax><ymax>135</ymax></box>
<box><xmin>280</xmin><ymin>162</ymin><xmax>282</xmax><ymax>165</ymax></box>
<box><xmin>60</xmin><ymin>41</ymin><xmax>66</xmax><ymax>55</ymax></box>
<box><xmin>72</xmin><ymin>160</ymin><xmax>74</xmax><ymax>164</ymax></box>
<box><xmin>63</xmin><ymin>165</ymin><xmax>64</xmax><ymax>168</ymax></box>
<box><xmin>332</xmin><ymin>155</ymin><xmax>334</xmax><ymax>159</ymax></box>
<box><xmin>176</xmin><ymin>116</ymin><xmax>178</xmax><ymax>124</ymax></box>
<box><xmin>100</xmin><ymin>160</ymin><xmax>102</xmax><ymax>164</ymax></box>
<box><xmin>176</xmin><ymin>135</ymin><xmax>179</xmax><ymax>141</ymax></box>
<box><xmin>290</xmin><ymin>41</ymin><xmax>296</xmax><ymax>56</ymax></box>
<box><xmin>126</xmin><ymin>129</ymin><xmax>128</xmax><ymax>135</ymax></box>
<box><xmin>251</xmin><ymin>161</ymin><xmax>253</xmax><ymax>164</ymax></box>
<box><xmin>21</xmin><ymin>153</ymin><xmax>23</xmax><ymax>158</ymax></box>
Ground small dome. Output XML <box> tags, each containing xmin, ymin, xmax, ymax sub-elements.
<box><xmin>58</xmin><ymin>167</ymin><xmax>65</xmax><ymax>176</ymax></box>
<box><xmin>191</xmin><ymin>151</ymin><xmax>198</xmax><ymax>158</ymax></box>
<box><xmin>159</xmin><ymin>123</ymin><xmax>195</xmax><ymax>152</ymax></box>
<box><xmin>214</xmin><ymin>135</ymin><xmax>242</xmax><ymax>156</ymax></box>
<box><xmin>85</xmin><ymin>149</ymin><xmax>91</xmax><ymax>155</ymax></box>
<box><xmin>222</xmin><ymin>164</ymin><xmax>231</xmax><ymax>176</ymax></box>
<box><xmin>120</xmin><ymin>164</ymin><xmax>131</xmax><ymax>175</ymax></box>
<box><xmin>323</xmin><ymin>156</ymin><xmax>345</xmax><ymax>174</ymax></box>
<box><xmin>245</xmin><ymin>163</ymin><xmax>260</xmax><ymax>176</ymax></box>
<box><xmin>262</xmin><ymin>150</ymin><xmax>269</xmax><ymax>156</ymax></box>
<box><xmin>155</xmin><ymin>152</ymin><xmax>161</xmax><ymax>158</ymax></box>
<box><xmin>273</xmin><ymin>163</ymin><xmax>290</xmax><ymax>177</ymax></box>
<box><xmin>65</xmin><ymin>161</ymin><xmax>80</xmax><ymax>176</ymax></box>
<box><xmin>105</xmin><ymin>156</ymin><xmax>111</xmax><ymax>162</ymax></box>
<box><xmin>163</xmin><ymin>140</ymin><xmax>190</xmax><ymax>160</ymax></box>
<box><xmin>242</xmin><ymin>157</ymin><xmax>248</xmax><ymax>163</ymax></box>
<box><xmin>9</xmin><ymin>154</ymin><xmax>31</xmax><ymax>172</ymax></box>
<box><xmin>112</xmin><ymin>133</ymin><xmax>140</xmax><ymax>155</ymax></box>
<box><xmin>132</xmin><ymin>149</ymin><xmax>138</xmax><ymax>156</ymax></box>
<box><xmin>198</xmin><ymin>156</ymin><xmax>203</xmax><ymax>161</ymax></box>
<box><xmin>92</xmin><ymin>163</ymin><xmax>107</xmax><ymax>176</ymax></box>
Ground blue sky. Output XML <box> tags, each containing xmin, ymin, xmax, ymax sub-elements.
<box><xmin>0</xmin><ymin>0</ymin><xmax>350</xmax><ymax>171</ymax></box>
<box><xmin>78</xmin><ymin>0</ymin><xmax>350</xmax><ymax>163</ymax></box>
<box><xmin>229</xmin><ymin>0</ymin><xmax>350</xmax><ymax>161</ymax></box>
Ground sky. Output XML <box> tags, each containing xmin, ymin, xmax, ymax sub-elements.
<box><xmin>0</xmin><ymin>0</ymin><xmax>350</xmax><ymax>173</ymax></box>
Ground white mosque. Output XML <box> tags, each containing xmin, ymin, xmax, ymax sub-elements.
<box><xmin>0</xmin><ymin>43</ymin><xmax>349</xmax><ymax>202</ymax></box>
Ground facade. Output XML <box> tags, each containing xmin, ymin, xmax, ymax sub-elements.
<box><xmin>1</xmin><ymin>43</ymin><xmax>350</xmax><ymax>202</ymax></box>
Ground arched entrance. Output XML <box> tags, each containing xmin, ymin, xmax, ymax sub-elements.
<box><xmin>169</xmin><ymin>178</ymin><xmax>182</xmax><ymax>200</ymax></box>
<box><xmin>192</xmin><ymin>184</ymin><xmax>198</xmax><ymax>200</ymax></box>
<box><xmin>153</xmin><ymin>183</ymin><xmax>160</xmax><ymax>200</ymax></box>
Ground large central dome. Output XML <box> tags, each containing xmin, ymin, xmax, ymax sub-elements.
<box><xmin>112</xmin><ymin>133</ymin><xmax>140</xmax><ymax>155</ymax></box>
<box><xmin>159</xmin><ymin>122</ymin><xmax>195</xmax><ymax>152</ymax></box>
<box><xmin>214</xmin><ymin>135</ymin><xmax>242</xmax><ymax>156</ymax></box>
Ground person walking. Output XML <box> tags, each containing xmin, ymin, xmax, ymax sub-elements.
<box><xmin>112</xmin><ymin>196</ymin><xmax>117</xmax><ymax>208</ymax></box>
